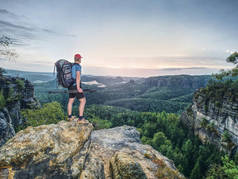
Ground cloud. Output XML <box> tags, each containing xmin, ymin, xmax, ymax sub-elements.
<box><xmin>0</xmin><ymin>57</ymin><xmax>7</xmax><ymax>61</ymax></box>
<box><xmin>109</xmin><ymin>55</ymin><xmax>226</xmax><ymax>67</ymax></box>
<box><xmin>160</xmin><ymin>67</ymin><xmax>210</xmax><ymax>71</ymax></box>
<box><xmin>0</xmin><ymin>19</ymin><xmax>76</xmax><ymax>46</ymax></box>
<box><xmin>0</xmin><ymin>8</ymin><xmax>18</xmax><ymax>17</ymax></box>
<box><xmin>83</xmin><ymin>65</ymin><xmax>222</xmax><ymax>77</ymax></box>
<box><xmin>226</xmin><ymin>49</ymin><xmax>237</xmax><ymax>54</ymax></box>
<box><xmin>41</xmin><ymin>28</ymin><xmax>76</xmax><ymax>37</ymax></box>
<box><xmin>0</xmin><ymin>20</ymin><xmax>33</xmax><ymax>31</ymax></box>
<box><xmin>115</xmin><ymin>56</ymin><xmax>224</xmax><ymax>61</ymax></box>
<box><xmin>0</xmin><ymin>23</ymin><xmax>34</xmax><ymax>46</ymax></box>
<box><xmin>0</xmin><ymin>35</ymin><xmax>25</xmax><ymax>47</ymax></box>
<box><xmin>0</xmin><ymin>8</ymin><xmax>76</xmax><ymax>43</ymax></box>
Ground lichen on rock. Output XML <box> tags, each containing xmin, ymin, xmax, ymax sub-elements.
<box><xmin>0</xmin><ymin>121</ymin><xmax>185</xmax><ymax>179</ymax></box>
<box><xmin>110</xmin><ymin>151</ymin><xmax>146</xmax><ymax>179</ymax></box>
<box><xmin>0</xmin><ymin>121</ymin><xmax>93</xmax><ymax>178</ymax></box>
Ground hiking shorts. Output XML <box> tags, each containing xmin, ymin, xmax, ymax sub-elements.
<box><xmin>68</xmin><ymin>84</ymin><xmax>85</xmax><ymax>99</ymax></box>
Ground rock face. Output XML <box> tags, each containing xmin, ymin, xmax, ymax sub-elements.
<box><xmin>0</xmin><ymin>108</ymin><xmax>15</xmax><ymax>147</ymax></box>
<box><xmin>0</xmin><ymin>75</ymin><xmax>40</xmax><ymax>147</ymax></box>
<box><xmin>180</xmin><ymin>88</ymin><xmax>238</xmax><ymax>153</ymax></box>
<box><xmin>0</xmin><ymin>121</ymin><xmax>185</xmax><ymax>179</ymax></box>
<box><xmin>144</xmin><ymin>75</ymin><xmax>210</xmax><ymax>89</ymax></box>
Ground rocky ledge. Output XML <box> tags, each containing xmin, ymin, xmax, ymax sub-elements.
<box><xmin>180</xmin><ymin>89</ymin><xmax>238</xmax><ymax>153</ymax></box>
<box><xmin>0</xmin><ymin>75</ymin><xmax>40</xmax><ymax>147</ymax></box>
<box><xmin>0</xmin><ymin>121</ymin><xmax>185</xmax><ymax>179</ymax></box>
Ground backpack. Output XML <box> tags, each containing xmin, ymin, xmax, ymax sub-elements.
<box><xmin>54</xmin><ymin>59</ymin><xmax>79</xmax><ymax>88</ymax></box>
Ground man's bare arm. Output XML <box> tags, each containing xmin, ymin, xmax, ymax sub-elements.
<box><xmin>76</xmin><ymin>71</ymin><xmax>83</xmax><ymax>92</ymax></box>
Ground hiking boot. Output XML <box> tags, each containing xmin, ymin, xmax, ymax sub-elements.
<box><xmin>77</xmin><ymin>116</ymin><xmax>89</xmax><ymax>124</ymax></box>
<box><xmin>67</xmin><ymin>115</ymin><xmax>76</xmax><ymax>121</ymax></box>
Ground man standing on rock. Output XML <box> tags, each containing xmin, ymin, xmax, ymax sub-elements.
<box><xmin>67</xmin><ymin>53</ymin><xmax>88</xmax><ymax>123</ymax></box>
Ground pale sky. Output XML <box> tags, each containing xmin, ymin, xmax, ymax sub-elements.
<box><xmin>0</xmin><ymin>0</ymin><xmax>237</xmax><ymax>77</ymax></box>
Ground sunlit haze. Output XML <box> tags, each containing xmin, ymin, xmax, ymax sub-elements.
<box><xmin>0</xmin><ymin>0</ymin><xmax>237</xmax><ymax>77</ymax></box>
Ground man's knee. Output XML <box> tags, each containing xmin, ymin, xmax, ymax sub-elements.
<box><xmin>79</xmin><ymin>97</ymin><xmax>86</xmax><ymax>104</ymax></box>
<box><xmin>68</xmin><ymin>98</ymin><xmax>75</xmax><ymax>104</ymax></box>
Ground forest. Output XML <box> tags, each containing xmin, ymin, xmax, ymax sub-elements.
<box><xmin>16</xmin><ymin>103</ymin><xmax>238</xmax><ymax>178</ymax></box>
<box><xmin>0</xmin><ymin>0</ymin><xmax>238</xmax><ymax>177</ymax></box>
<box><xmin>11</xmin><ymin>52</ymin><xmax>238</xmax><ymax>179</ymax></box>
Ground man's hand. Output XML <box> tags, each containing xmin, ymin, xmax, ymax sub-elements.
<box><xmin>76</xmin><ymin>71</ymin><xmax>83</xmax><ymax>93</ymax></box>
<box><xmin>77</xmin><ymin>87</ymin><xmax>83</xmax><ymax>93</ymax></box>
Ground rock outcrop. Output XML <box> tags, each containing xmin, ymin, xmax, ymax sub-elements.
<box><xmin>180</xmin><ymin>88</ymin><xmax>238</xmax><ymax>153</ymax></box>
<box><xmin>0</xmin><ymin>121</ymin><xmax>185</xmax><ymax>179</ymax></box>
<box><xmin>0</xmin><ymin>75</ymin><xmax>40</xmax><ymax>147</ymax></box>
<box><xmin>144</xmin><ymin>75</ymin><xmax>210</xmax><ymax>89</ymax></box>
<box><xmin>0</xmin><ymin>108</ymin><xmax>15</xmax><ymax>147</ymax></box>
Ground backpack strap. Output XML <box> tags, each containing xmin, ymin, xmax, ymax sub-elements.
<box><xmin>53</xmin><ymin>63</ymin><xmax>58</xmax><ymax>88</ymax></box>
<box><xmin>72</xmin><ymin>63</ymin><xmax>80</xmax><ymax>67</ymax></box>
<box><xmin>68</xmin><ymin>63</ymin><xmax>78</xmax><ymax>88</ymax></box>
<box><xmin>70</xmin><ymin>63</ymin><xmax>81</xmax><ymax>88</ymax></box>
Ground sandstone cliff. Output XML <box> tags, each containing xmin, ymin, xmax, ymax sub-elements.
<box><xmin>0</xmin><ymin>75</ymin><xmax>40</xmax><ymax>147</ymax></box>
<box><xmin>180</xmin><ymin>87</ymin><xmax>238</xmax><ymax>153</ymax></box>
<box><xmin>144</xmin><ymin>75</ymin><xmax>210</xmax><ymax>89</ymax></box>
<box><xmin>0</xmin><ymin>121</ymin><xmax>185</xmax><ymax>179</ymax></box>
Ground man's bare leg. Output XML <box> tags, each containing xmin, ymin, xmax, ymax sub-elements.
<box><xmin>79</xmin><ymin>97</ymin><xmax>86</xmax><ymax>116</ymax></box>
<box><xmin>67</xmin><ymin>97</ymin><xmax>75</xmax><ymax>120</ymax></box>
<box><xmin>78</xmin><ymin>97</ymin><xmax>88</xmax><ymax>123</ymax></box>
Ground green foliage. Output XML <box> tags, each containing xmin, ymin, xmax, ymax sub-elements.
<box><xmin>7</xmin><ymin>87</ymin><xmax>14</xmax><ymax>97</ymax></box>
<box><xmin>212</xmin><ymin>52</ymin><xmax>238</xmax><ymax>81</ymax></box>
<box><xmin>181</xmin><ymin>139</ymin><xmax>194</xmax><ymax>175</ymax></box>
<box><xmin>0</xmin><ymin>90</ymin><xmax>6</xmax><ymax>109</ymax></box>
<box><xmin>221</xmin><ymin>131</ymin><xmax>235</xmax><ymax>150</ymax></box>
<box><xmin>222</xmin><ymin>130</ymin><xmax>232</xmax><ymax>143</ymax></box>
<box><xmin>152</xmin><ymin>131</ymin><xmax>168</xmax><ymax>149</ymax></box>
<box><xmin>34</xmin><ymin>75</ymin><xmax>210</xmax><ymax>114</ymax></box>
<box><xmin>213</xmin><ymin>69</ymin><xmax>233</xmax><ymax>80</ymax></box>
<box><xmin>200</xmin><ymin>120</ymin><xmax>220</xmax><ymax>138</ymax></box>
<box><xmin>81</xmin><ymin>105</ymin><xmax>225</xmax><ymax>178</ymax></box>
<box><xmin>19</xmin><ymin>101</ymin><xmax>65</xmax><ymax>131</ymax></box>
<box><xmin>206</xmin><ymin>122</ymin><xmax>217</xmax><ymax>134</ymax></box>
<box><xmin>221</xmin><ymin>155</ymin><xmax>238</xmax><ymax>178</ymax></box>
<box><xmin>6</xmin><ymin>87</ymin><xmax>21</xmax><ymax>103</ymax></box>
<box><xmin>201</xmin><ymin>118</ymin><xmax>209</xmax><ymax>128</ymax></box>
<box><xmin>206</xmin><ymin>155</ymin><xmax>238</xmax><ymax>179</ymax></box>
<box><xmin>88</xmin><ymin>115</ymin><xmax>112</xmax><ymax>130</ymax></box>
<box><xmin>141</xmin><ymin>136</ymin><xmax>153</xmax><ymax>145</ymax></box>
<box><xmin>15</xmin><ymin>79</ymin><xmax>24</xmax><ymax>90</ymax></box>
<box><xmin>200</xmin><ymin>78</ymin><xmax>238</xmax><ymax>107</ymax></box>
<box><xmin>29</xmin><ymin>72</ymin><xmax>233</xmax><ymax>178</ymax></box>
<box><xmin>234</xmin><ymin>152</ymin><xmax>238</xmax><ymax>165</ymax></box>
<box><xmin>204</xmin><ymin>103</ymin><xmax>209</xmax><ymax>113</ymax></box>
<box><xmin>105</xmin><ymin>97</ymin><xmax>190</xmax><ymax>114</ymax></box>
<box><xmin>203</xmin><ymin>52</ymin><xmax>238</xmax><ymax>109</ymax></box>
<box><xmin>215</xmin><ymin>101</ymin><xmax>221</xmax><ymax>108</ymax></box>
<box><xmin>226</xmin><ymin>51</ymin><xmax>238</xmax><ymax>65</ymax></box>
<box><xmin>0</xmin><ymin>67</ymin><xmax>6</xmax><ymax>76</ymax></box>
<box><xmin>189</xmin><ymin>144</ymin><xmax>224</xmax><ymax>179</ymax></box>
<box><xmin>206</xmin><ymin>163</ymin><xmax>226</xmax><ymax>179</ymax></box>
<box><xmin>190</xmin><ymin>157</ymin><xmax>203</xmax><ymax>179</ymax></box>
